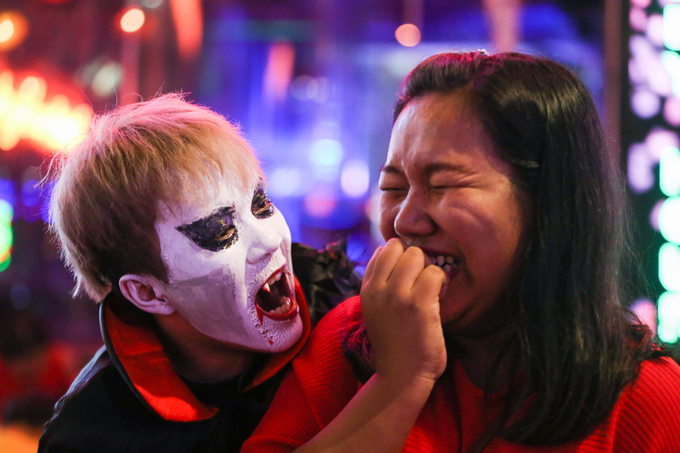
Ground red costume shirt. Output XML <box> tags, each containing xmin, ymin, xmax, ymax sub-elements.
<box><xmin>243</xmin><ymin>296</ymin><xmax>680</xmax><ymax>453</ymax></box>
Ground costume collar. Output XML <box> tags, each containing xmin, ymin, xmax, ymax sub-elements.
<box><xmin>100</xmin><ymin>276</ymin><xmax>310</xmax><ymax>422</ymax></box>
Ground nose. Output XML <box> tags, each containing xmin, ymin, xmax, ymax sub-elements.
<box><xmin>394</xmin><ymin>190</ymin><xmax>436</xmax><ymax>239</ymax></box>
<box><xmin>245</xmin><ymin>221</ymin><xmax>283</xmax><ymax>264</ymax></box>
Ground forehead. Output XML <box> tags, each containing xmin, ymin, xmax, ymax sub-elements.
<box><xmin>386</xmin><ymin>92</ymin><xmax>496</xmax><ymax>168</ymax></box>
<box><xmin>158</xmin><ymin>164</ymin><xmax>262</xmax><ymax>225</ymax></box>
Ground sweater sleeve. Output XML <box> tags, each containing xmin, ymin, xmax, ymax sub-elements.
<box><xmin>613</xmin><ymin>357</ymin><xmax>680</xmax><ymax>452</ymax></box>
<box><xmin>242</xmin><ymin>297</ymin><xmax>363</xmax><ymax>453</ymax></box>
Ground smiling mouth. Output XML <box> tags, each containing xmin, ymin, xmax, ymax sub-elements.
<box><xmin>255</xmin><ymin>268</ymin><xmax>298</xmax><ymax>320</ymax></box>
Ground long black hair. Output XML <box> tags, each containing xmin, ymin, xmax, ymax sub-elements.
<box><xmin>345</xmin><ymin>51</ymin><xmax>664</xmax><ymax>448</ymax></box>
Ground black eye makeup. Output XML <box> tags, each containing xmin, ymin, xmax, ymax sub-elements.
<box><xmin>176</xmin><ymin>206</ymin><xmax>238</xmax><ymax>252</ymax></box>
<box><xmin>252</xmin><ymin>185</ymin><xmax>275</xmax><ymax>219</ymax></box>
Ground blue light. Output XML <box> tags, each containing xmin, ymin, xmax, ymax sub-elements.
<box><xmin>21</xmin><ymin>180</ymin><xmax>40</xmax><ymax>207</ymax></box>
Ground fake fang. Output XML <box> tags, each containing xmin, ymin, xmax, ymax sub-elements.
<box><xmin>429</xmin><ymin>255</ymin><xmax>461</xmax><ymax>274</ymax></box>
<box><xmin>255</xmin><ymin>269</ymin><xmax>298</xmax><ymax>320</ymax></box>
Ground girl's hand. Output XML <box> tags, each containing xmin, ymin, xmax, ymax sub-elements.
<box><xmin>361</xmin><ymin>238</ymin><xmax>447</xmax><ymax>388</ymax></box>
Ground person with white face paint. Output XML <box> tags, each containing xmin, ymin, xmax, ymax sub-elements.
<box><xmin>38</xmin><ymin>93</ymin><xmax>361</xmax><ymax>453</ymax></box>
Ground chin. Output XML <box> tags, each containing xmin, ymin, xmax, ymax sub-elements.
<box><xmin>249</xmin><ymin>315</ymin><xmax>304</xmax><ymax>353</ymax></box>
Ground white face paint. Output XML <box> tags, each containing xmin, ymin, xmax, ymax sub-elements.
<box><xmin>155</xmin><ymin>173</ymin><xmax>303</xmax><ymax>353</ymax></box>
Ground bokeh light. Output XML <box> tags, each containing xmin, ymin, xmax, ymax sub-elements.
<box><xmin>340</xmin><ymin>160</ymin><xmax>369</xmax><ymax>198</ymax></box>
<box><xmin>0</xmin><ymin>11</ymin><xmax>28</xmax><ymax>51</ymax></box>
<box><xmin>664</xmin><ymin>5</ymin><xmax>680</xmax><ymax>50</ymax></box>
<box><xmin>631</xmin><ymin>88</ymin><xmax>661</xmax><ymax>118</ymax></box>
<box><xmin>120</xmin><ymin>8</ymin><xmax>145</xmax><ymax>33</ymax></box>
<box><xmin>660</xmin><ymin>146</ymin><xmax>680</xmax><ymax>196</ymax></box>
<box><xmin>659</xmin><ymin>196</ymin><xmax>680</xmax><ymax>243</ymax></box>
<box><xmin>659</xmin><ymin>242</ymin><xmax>680</xmax><ymax>292</ymax></box>
<box><xmin>630</xmin><ymin>298</ymin><xmax>658</xmax><ymax>332</ymax></box>
<box><xmin>658</xmin><ymin>291</ymin><xmax>680</xmax><ymax>342</ymax></box>
<box><xmin>395</xmin><ymin>23</ymin><xmax>421</xmax><ymax>47</ymax></box>
<box><xmin>309</xmin><ymin>138</ymin><xmax>343</xmax><ymax>181</ymax></box>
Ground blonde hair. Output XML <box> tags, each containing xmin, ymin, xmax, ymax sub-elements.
<box><xmin>46</xmin><ymin>93</ymin><xmax>262</xmax><ymax>301</ymax></box>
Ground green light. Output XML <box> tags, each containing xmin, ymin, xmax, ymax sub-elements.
<box><xmin>665</xmin><ymin>6</ymin><xmax>680</xmax><ymax>51</ymax></box>
<box><xmin>662</xmin><ymin>51</ymin><xmax>680</xmax><ymax>97</ymax></box>
<box><xmin>0</xmin><ymin>256</ymin><xmax>10</xmax><ymax>273</ymax></box>
<box><xmin>661</xmin><ymin>147</ymin><xmax>680</xmax><ymax>197</ymax></box>
<box><xmin>658</xmin><ymin>291</ymin><xmax>680</xmax><ymax>343</ymax></box>
<box><xmin>659</xmin><ymin>197</ymin><xmax>680</xmax><ymax>244</ymax></box>
<box><xmin>0</xmin><ymin>200</ymin><xmax>12</xmax><ymax>273</ymax></box>
<box><xmin>659</xmin><ymin>242</ymin><xmax>680</xmax><ymax>292</ymax></box>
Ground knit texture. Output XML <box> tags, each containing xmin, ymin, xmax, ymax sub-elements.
<box><xmin>243</xmin><ymin>296</ymin><xmax>680</xmax><ymax>453</ymax></box>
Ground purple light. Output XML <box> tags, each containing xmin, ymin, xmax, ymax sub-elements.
<box><xmin>631</xmin><ymin>88</ymin><xmax>661</xmax><ymax>118</ymax></box>
<box><xmin>630</xmin><ymin>298</ymin><xmax>657</xmax><ymax>333</ymax></box>
<box><xmin>645</xmin><ymin>128</ymin><xmax>679</xmax><ymax>160</ymax></box>
<box><xmin>664</xmin><ymin>96</ymin><xmax>680</xmax><ymax>126</ymax></box>
<box><xmin>627</xmin><ymin>143</ymin><xmax>655</xmax><ymax>193</ymax></box>
<box><xmin>646</xmin><ymin>14</ymin><xmax>665</xmax><ymax>47</ymax></box>
<box><xmin>650</xmin><ymin>199</ymin><xmax>664</xmax><ymax>231</ymax></box>
<box><xmin>630</xmin><ymin>7</ymin><xmax>648</xmax><ymax>32</ymax></box>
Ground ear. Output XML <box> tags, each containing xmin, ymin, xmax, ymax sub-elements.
<box><xmin>119</xmin><ymin>275</ymin><xmax>176</xmax><ymax>316</ymax></box>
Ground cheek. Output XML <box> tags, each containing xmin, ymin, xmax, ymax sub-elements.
<box><xmin>377</xmin><ymin>197</ymin><xmax>398</xmax><ymax>239</ymax></box>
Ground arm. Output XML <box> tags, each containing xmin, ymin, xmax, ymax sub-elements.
<box><xmin>292</xmin><ymin>238</ymin><xmax>447</xmax><ymax>452</ymax></box>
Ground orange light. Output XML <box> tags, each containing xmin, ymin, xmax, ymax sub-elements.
<box><xmin>0</xmin><ymin>69</ymin><xmax>93</xmax><ymax>152</ymax></box>
<box><xmin>0</xmin><ymin>18</ymin><xmax>14</xmax><ymax>42</ymax></box>
<box><xmin>120</xmin><ymin>8</ymin><xmax>145</xmax><ymax>33</ymax></box>
<box><xmin>395</xmin><ymin>23</ymin><xmax>421</xmax><ymax>47</ymax></box>
<box><xmin>264</xmin><ymin>42</ymin><xmax>295</xmax><ymax>103</ymax></box>
<box><xmin>0</xmin><ymin>11</ymin><xmax>28</xmax><ymax>51</ymax></box>
<box><xmin>169</xmin><ymin>0</ymin><xmax>203</xmax><ymax>60</ymax></box>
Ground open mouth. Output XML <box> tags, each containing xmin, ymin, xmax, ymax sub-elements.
<box><xmin>428</xmin><ymin>254</ymin><xmax>462</xmax><ymax>274</ymax></box>
<box><xmin>255</xmin><ymin>268</ymin><xmax>298</xmax><ymax>320</ymax></box>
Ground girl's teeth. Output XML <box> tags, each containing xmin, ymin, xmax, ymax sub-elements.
<box><xmin>275</xmin><ymin>272</ymin><xmax>282</xmax><ymax>281</ymax></box>
<box><xmin>430</xmin><ymin>255</ymin><xmax>460</xmax><ymax>272</ymax></box>
<box><xmin>262</xmin><ymin>282</ymin><xmax>271</xmax><ymax>292</ymax></box>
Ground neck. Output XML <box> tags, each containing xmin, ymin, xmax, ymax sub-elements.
<box><xmin>153</xmin><ymin>312</ymin><xmax>254</xmax><ymax>383</ymax></box>
<box><xmin>447</xmin><ymin>326</ymin><xmax>517</xmax><ymax>393</ymax></box>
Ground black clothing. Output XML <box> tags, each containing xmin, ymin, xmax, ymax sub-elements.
<box><xmin>39</xmin><ymin>242</ymin><xmax>361</xmax><ymax>453</ymax></box>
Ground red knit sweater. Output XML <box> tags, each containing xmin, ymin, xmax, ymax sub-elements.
<box><xmin>243</xmin><ymin>296</ymin><xmax>680</xmax><ymax>453</ymax></box>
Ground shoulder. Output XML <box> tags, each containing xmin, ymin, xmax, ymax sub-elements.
<box><xmin>39</xmin><ymin>347</ymin><xmax>153</xmax><ymax>452</ymax></box>
<box><xmin>614</xmin><ymin>357</ymin><xmax>680</xmax><ymax>450</ymax></box>
<box><xmin>626</xmin><ymin>356</ymin><xmax>680</xmax><ymax>404</ymax></box>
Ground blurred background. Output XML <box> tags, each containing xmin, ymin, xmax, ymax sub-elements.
<box><xmin>0</xmin><ymin>0</ymin><xmax>678</xmax><ymax>447</ymax></box>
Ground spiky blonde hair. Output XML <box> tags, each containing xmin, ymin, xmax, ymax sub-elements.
<box><xmin>46</xmin><ymin>93</ymin><xmax>262</xmax><ymax>301</ymax></box>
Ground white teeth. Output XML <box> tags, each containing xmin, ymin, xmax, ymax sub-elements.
<box><xmin>269</xmin><ymin>297</ymin><xmax>292</xmax><ymax>315</ymax></box>
<box><xmin>262</xmin><ymin>282</ymin><xmax>271</xmax><ymax>293</ymax></box>
<box><xmin>266</xmin><ymin>270</ymin><xmax>282</xmax><ymax>287</ymax></box>
<box><xmin>430</xmin><ymin>255</ymin><xmax>460</xmax><ymax>273</ymax></box>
